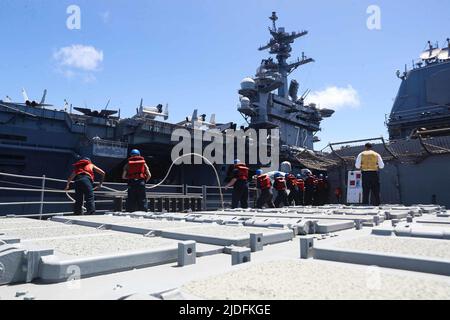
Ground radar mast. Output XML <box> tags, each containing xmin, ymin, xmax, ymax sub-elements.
<box><xmin>258</xmin><ymin>11</ymin><xmax>314</xmax><ymax>97</ymax></box>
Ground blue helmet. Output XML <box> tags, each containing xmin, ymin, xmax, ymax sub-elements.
<box><xmin>274</xmin><ymin>172</ymin><xmax>281</xmax><ymax>178</ymax></box>
<box><xmin>234</xmin><ymin>159</ymin><xmax>241</xmax><ymax>164</ymax></box>
<box><xmin>296</xmin><ymin>174</ymin><xmax>302</xmax><ymax>179</ymax></box>
<box><xmin>255</xmin><ymin>169</ymin><xmax>263</xmax><ymax>175</ymax></box>
<box><xmin>81</xmin><ymin>157</ymin><xmax>91</xmax><ymax>162</ymax></box>
<box><xmin>285</xmin><ymin>173</ymin><xmax>290</xmax><ymax>178</ymax></box>
<box><xmin>130</xmin><ymin>149</ymin><xmax>141</xmax><ymax>156</ymax></box>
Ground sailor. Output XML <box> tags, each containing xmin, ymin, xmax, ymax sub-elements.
<box><xmin>334</xmin><ymin>187</ymin><xmax>343</xmax><ymax>204</ymax></box>
<box><xmin>273</xmin><ymin>172</ymin><xmax>289</xmax><ymax>208</ymax></box>
<box><xmin>296</xmin><ymin>174</ymin><xmax>305</xmax><ymax>206</ymax></box>
<box><xmin>65</xmin><ymin>157</ymin><xmax>105</xmax><ymax>215</ymax></box>
<box><xmin>304</xmin><ymin>170</ymin><xmax>316</xmax><ymax>206</ymax></box>
<box><xmin>315</xmin><ymin>174</ymin><xmax>328</xmax><ymax>206</ymax></box>
<box><xmin>355</xmin><ymin>143</ymin><xmax>384</xmax><ymax>206</ymax></box>
<box><xmin>323</xmin><ymin>175</ymin><xmax>330</xmax><ymax>205</ymax></box>
<box><xmin>225</xmin><ymin>159</ymin><xmax>249</xmax><ymax>209</ymax></box>
<box><xmin>122</xmin><ymin>149</ymin><xmax>151</xmax><ymax>212</ymax></box>
<box><xmin>255</xmin><ymin>169</ymin><xmax>275</xmax><ymax>209</ymax></box>
<box><xmin>286</xmin><ymin>173</ymin><xmax>299</xmax><ymax>206</ymax></box>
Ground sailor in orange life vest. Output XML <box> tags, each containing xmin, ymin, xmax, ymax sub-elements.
<box><xmin>122</xmin><ymin>149</ymin><xmax>151</xmax><ymax>212</ymax></box>
<box><xmin>315</xmin><ymin>174</ymin><xmax>329</xmax><ymax>206</ymax></box>
<box><xmin>273</xmin><ymin>172</ymin><xmax>289</xmax><ymax>208</ymax></box>
<box><xmin>285</xmin><ymin>173</ymin><xmax>300</xmax><ymax>206</ymax></box>
<box><xmin>334</xmin><ymin>187</ymin><xmax>343</xmax><ymax>204</ymax></box>
<box><xmin>224</xmin><ymin>159</ymin><xmax>249</xmax><ymax>209</ymax></box>
<box><xmin>255</xmin><ymin>169</ymin><xmax>275</xmax><ymax>209</ymax></box>
<box><xmin>296</xmin><ymin>174</ymin><xmax>305</xmax><ymax>206</ymax></box>
<box><xmin>65</xmin><ymin>157</ymin><xmax>105</xmax><ymax>215</ymax></box>
<box><xmin>355</xmin><ymin>143</ymin><xmax>384</xmax><ymax>206</ymax></box>
<box><xmin>304</xmin><ymin>170</ymin><xmax>316</xmax><ymax>206</ymax></box>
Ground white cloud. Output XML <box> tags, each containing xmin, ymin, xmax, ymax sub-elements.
<box><xmin>306</xmin><ymin>85</ymin><xmax>360</xmax><ymax>111</ymax></box>
<box><xmin>54</xmin><ymin>45</ymin><xmax>103</xmax><ymax>71</ymax></box>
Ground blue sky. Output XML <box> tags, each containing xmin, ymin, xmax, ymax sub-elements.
<box><xmin>1</xmin><ymin>0</ymin><xmax>449</xmax><ymax>149</ymax></box>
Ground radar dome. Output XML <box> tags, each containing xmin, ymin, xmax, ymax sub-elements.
<box><xmin>240</xmin><ymin>77</ymin><xmax>256</xmax><ymax>90</ymax></box>
<box><xmin>240</xmin><ymin>96</ymin><xmax>251</xmax><ymax>108</ymax></box>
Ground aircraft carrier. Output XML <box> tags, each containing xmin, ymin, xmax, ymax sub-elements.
<box><xmin>0</xmin><ymin>12</ymin><xmax>449</xmax><ymax>301</ymax></box>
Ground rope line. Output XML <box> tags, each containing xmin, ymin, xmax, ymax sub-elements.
<box><xmin>0</xmin><ymin>153</ymin><xmax>225</xmax><ymax>213</ymax></box>
<box><xmin>145</xmin><ymin>153</ymin><xmax>224</xmax><ymax>210</ymax></box>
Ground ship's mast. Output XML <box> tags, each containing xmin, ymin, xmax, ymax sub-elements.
<box><xmin>258</xmin><ymin>12</ymin><xmax>314</xmax><ymax>98</ymax></box>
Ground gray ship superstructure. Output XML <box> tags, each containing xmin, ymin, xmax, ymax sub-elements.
<box><xmin>387</xmin><ymin>39</ymin><xmax>450</xmax><ymax>139</ymax></box>
<box><xmin>237</xmin><ymin>12</ymin><xmax>334</xmax><ymax>150</ymax></box>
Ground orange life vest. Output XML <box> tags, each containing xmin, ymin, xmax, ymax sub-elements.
<box><xmin>257</xmin><ymin>174</ymin><xmax>272</xmax><ymax>190</ymax></box>
<box><xmin>73</xmin><ymin>160</ymin><xmax>94</xmax><ymax>181</ymax></box>
<box><xmin>274</xmin><ymin>177</ymin><xmax>287</xmax><ymax>191</ymax></box>
<box><xmin>234</xmin><ymin>164</ymin><xmax>249</xmax><ymax>181</ymax></box>
<box><xmin>314</xmin><ymin>177</ymin><xmax>319</xmax><ymax>186</ymax></box>
<box><xmin>127</xmin><ymin>156</ymin><xmax>147</xmax><ymax>180</ymax></box>
<box><xmin>296</xmin><ymin>179</ymin><xmax>305</xmax><ymax>192</ymax></box>
<box><xmin>317</xmin><ymin>178</ymin><xmax>326</xmax><ymax>190</ymax></box>
<box><xmin>305</xmin><ymin>176</ymin><xmax>316</xmax><ymax>187</ymax></box>
<box><xmin>286</xmin><ymin>174</ymin><xmax>297</xmax><ymax>189</ymax></box>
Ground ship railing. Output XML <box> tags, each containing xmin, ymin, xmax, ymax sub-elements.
<box><xmin>0</xmin><ymin>176</ymin><xmax>123</xmax><ymax>219</ymax></box>
<box><xmin>326</xmin><ymin>137</ymin><xmax>398</xmax><ymax>162</ymax></box>
<box><xmin>0</xmin><ymin>172</ymin><xmax>255</xmax><ymax>217</ymax></box>
<box><xmin>185</xmin><ymin>185</ymin><xmax>258</xmax><ymax>211</ymax></box>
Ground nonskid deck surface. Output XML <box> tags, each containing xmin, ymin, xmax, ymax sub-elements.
<box><xmin>180</xmin><ymin>260</ymin><xmax>450</xmax><ymax>300</ymax></box>
<box><xmin>1</xmin><ymin>204</ymin><xmax>449</xmax><ymax>300</ymax></box>
<box><xmin>333</xmin><ymin>236</ymin><xmax>450</xmax><ymax>260</ymax></box>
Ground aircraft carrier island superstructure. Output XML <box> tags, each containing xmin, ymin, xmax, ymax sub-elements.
<box><xmin>238</xmin><ymin>12</ymin><xmax>334</xmax><ymax>150</ymax></box>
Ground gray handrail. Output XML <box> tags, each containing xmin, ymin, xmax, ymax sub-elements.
<box><xmin>0</xmin><ymin>171</ymin><xmax>232</xmax><ymax>213</ymax></box>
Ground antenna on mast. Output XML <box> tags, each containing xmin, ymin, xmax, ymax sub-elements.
<box><xmin>269</xmin><ymin>12</ymin><xmax>278</xmax><ymax>31</ymax></box>
<box><xmin>105</xmin><ymin>99</ymin><xmax>111</xmax><ymax>111</ymax></box>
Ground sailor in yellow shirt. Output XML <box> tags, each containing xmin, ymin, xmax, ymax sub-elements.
<box><xmin>355</xmin><ymin>143</ymin><xmax>385</xmax><ymax>206</ymax></box>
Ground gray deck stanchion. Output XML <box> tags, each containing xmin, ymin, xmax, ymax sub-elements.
<box><xmin>177</xmin><ymin>241</ymin><xmax>196</xmax><ymax>267</ymax></box>
<box><xmin>373</xmin><ymin>215</ymin><xmax>380</xmax><ymax>226</ymax></box>
<box><xmin>300</xmin><ymin>236</ymin><xmax>314</xmax><ymax>259</ymax></box>
<box><xmin>231</xmin><ymin>248</ymin><xmax>251</xmax><ymax>265</ymax></box>
<box><xmin>250</xmin><ymin>233</ymin><xmax>263</xmax><ymax>252</ymax></box>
